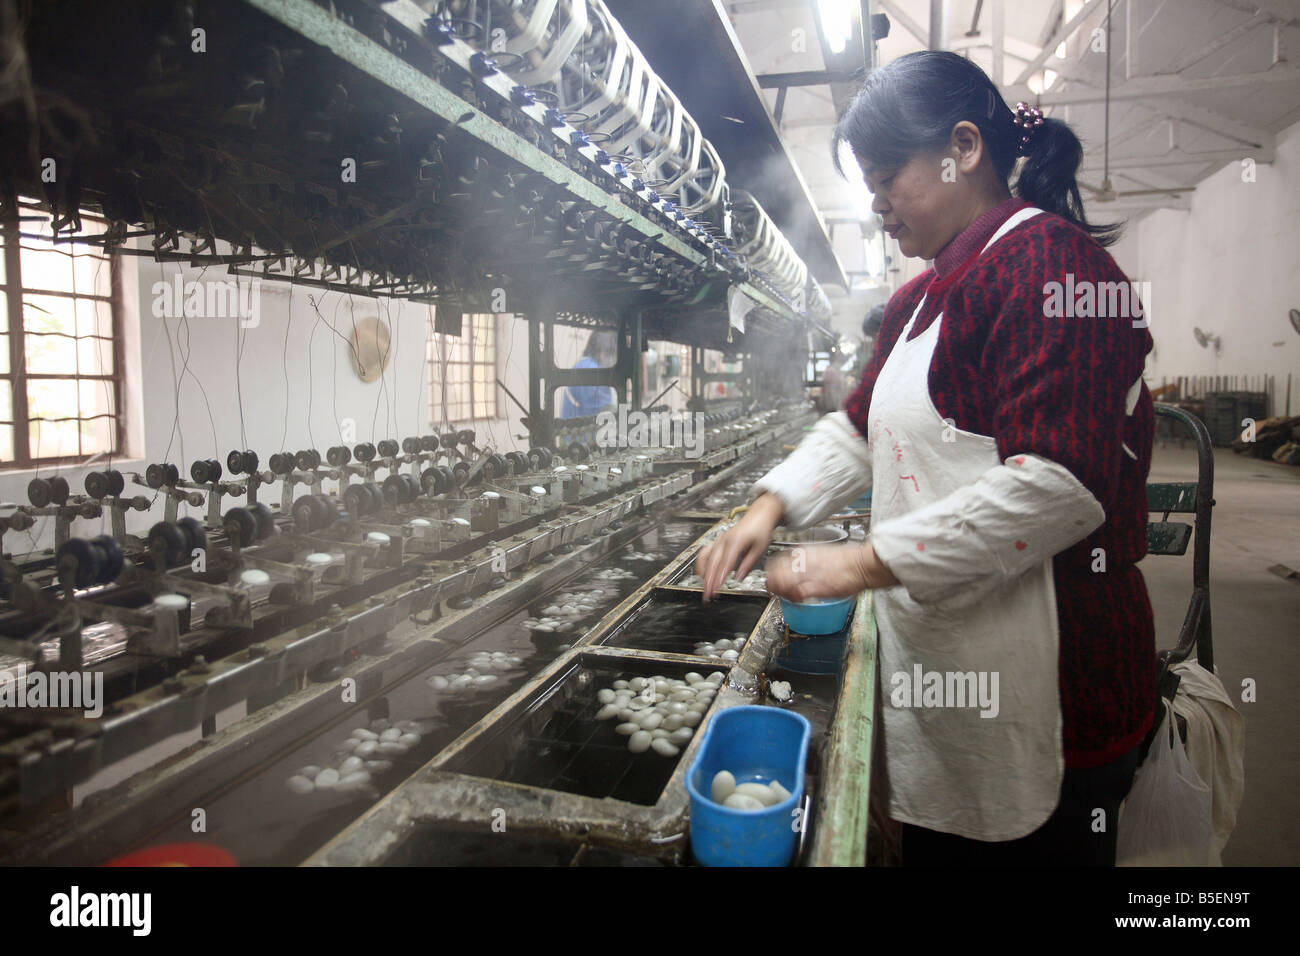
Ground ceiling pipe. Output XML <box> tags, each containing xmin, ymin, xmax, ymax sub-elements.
<box><xmin>929</xmin><ymin>0</ymin><xmax>949</xmax><ymax>50</ymax></box>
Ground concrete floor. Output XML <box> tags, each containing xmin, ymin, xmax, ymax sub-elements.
<box><xmin>1141</xmin><ymin>439</ymin><xmax>1300</xmax><ymax>866</ymax></box>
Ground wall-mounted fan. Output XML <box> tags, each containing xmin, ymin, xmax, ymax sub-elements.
<box><xmin>1193</xmin><ymin>327</ymin><xmax>1222</xmax><ymax>355</ymax></box>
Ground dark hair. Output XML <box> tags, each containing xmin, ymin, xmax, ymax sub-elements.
<box><xmin>833</xmin><ymin>51</ymin><xmax>1120</xmax><ymax>247</ymax></box>
<box><xmin>862</xmin><ymin>305</ymin><xmax>885</xmax><ymax>337</ymax></box>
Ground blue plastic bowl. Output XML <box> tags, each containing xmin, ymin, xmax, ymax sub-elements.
<box><xmin>686</xmin><ymin>706</ymin><xmax>812</xmax><ymax>867</ymax></box>
<box><xmin>779</xmin><ymin>595</ymin><xmax>854</xmax><ymax>635</ymax></box>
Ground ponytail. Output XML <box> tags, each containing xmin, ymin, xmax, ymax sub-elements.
<box><xmin>1015</xmin><ymin>116</ymin><xmax>1121</xmax><ymax>246</ymax></box>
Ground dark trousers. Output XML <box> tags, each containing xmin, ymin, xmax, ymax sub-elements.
<box><xmin>901</xmin><ymin>743</ymin><xmax>1143</xmax><ymax>867</ymax></box>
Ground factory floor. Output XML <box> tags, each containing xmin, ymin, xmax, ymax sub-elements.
<box><xmin>1140</xmin><ymin>440</ymin><xmax>1300</xmax><ymax>866</ymax></box>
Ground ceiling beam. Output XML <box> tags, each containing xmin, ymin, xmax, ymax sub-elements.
<box><xmin>1157</xmin><ymin>100</ymin><xmax>1274</xmax><ymax>150</ymax></box>
<box><xmin>875</xmin><ymin>0</ymin><xmax>928</xmax><ymax>46</ymax></box>
<box><xmin>1009</xmin><ymin>65</ymin><xmax>1300</xmax><ymax>105</ymax></box>
<box><xmin>1155</xmin><ymin>10</ymin><xmax>1270</xmax><ymax>75</ymax></box>
<box><xmin>948</xmin><ymin>33</ymin><xmax>1049</xmax><ymax>62</ymax></box>
<box><xmin>724</xmin><ymin>0</ymin><xmax>809</xmax><ymax>13</ymax></box>
<box><xmin>1089</xmin><ymin>196</ymin><xmax>1192</xmax><ymax>212</ymax></box>
<box><xmin>1080</xmin><ymin>145</ymin><xmax>1273</xmax><ymax>172</ymax></box>
<box><xmin>1211</xmin><ymin>0</ymin><xmax>1300</xmax><ymax>29</ymax></box>
<box><xmin>757</xmin><ymin>69</ymin><xmax>859</xmax><ymax>87</ymax></box>
<box><xmin>1036</xmin><ymin>0</ymin><xmax>1066</xmax><ymax>48</ymax></box>
<box><xmin>1013</xmin><ymin>0</ymin><xmax>1107</xmax><ymax>85</ymax></box>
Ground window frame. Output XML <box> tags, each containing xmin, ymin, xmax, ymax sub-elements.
<box><xmin>0</xmin><ymin>197</ymin><xmax>126</xmax><ymax>470</ymax></box>
<box><xmin>427</xmin><ymin>311</ymin><xmax>500</xmax><ymax>425</ymax></box>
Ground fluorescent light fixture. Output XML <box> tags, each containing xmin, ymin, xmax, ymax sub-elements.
<box><xmin>817</xmin><ymin>0</ymin><xmax>853</xmax><ymax>56</ymax></box>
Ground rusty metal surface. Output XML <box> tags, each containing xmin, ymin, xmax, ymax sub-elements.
<box><xmin>806</xmin><ymin>589</ymin><xmax>877</xmax><ymax>867</ymax></box>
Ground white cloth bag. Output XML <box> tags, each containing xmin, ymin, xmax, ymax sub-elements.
<box><xmin>1117</xmin><ymin>699</ymin><xmax>1214</xmax><ymax>866</ymax></box>
<box><xmin>1169</xmin><ymin>661</ymin><xmax>1246</xmax><ymax>865</ymax></box>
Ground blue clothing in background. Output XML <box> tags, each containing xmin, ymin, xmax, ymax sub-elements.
<box><xmin>561</xmin><ymin>356</ymin><xmax>616</xmax><ymax>418</ymax></box>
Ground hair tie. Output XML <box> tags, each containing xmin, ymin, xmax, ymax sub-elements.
<box><xmin>1012</xmin><ymin>101</ymin><xmax>1044</xmax><ymax>156</ymax></box>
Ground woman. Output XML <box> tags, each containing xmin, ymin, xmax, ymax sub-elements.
<box><xmin>696</xmin><ymin>51</ymin><xmax>1156</xmax><ymax>866</ymax></box>
<box><xmin>560</xmin><ymin>330</ymin><xmax>618</xmax><ymax>419</ymax></box>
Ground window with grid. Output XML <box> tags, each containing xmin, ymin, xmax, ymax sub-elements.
<box><xmin>0</xmin><ymin>198</ymin><xmax>123</xmax><ymax>469</ymax></box>
<box><xmin>428</xmin><ymin>312</ymin><xmax>498</xmax><ymax>424</ymax></box>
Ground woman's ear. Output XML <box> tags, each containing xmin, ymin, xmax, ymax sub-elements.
<box><xmin>950</xmin><ymin>121</ymin><xmax>984</xmax><ymax>175</ymax></box>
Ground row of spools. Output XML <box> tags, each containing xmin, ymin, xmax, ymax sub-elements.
<box><xmin>431</xmin><ymin>0</ymin><xmax>830</xmax><ymax>316</ymax></box>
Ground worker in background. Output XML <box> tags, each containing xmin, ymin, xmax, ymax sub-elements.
<box><xmin>560</xmin><ymin>329</ymin><xmax>618</xmax><ymax>418</ymax></box>
<box><xmin>697</xmin><ymin>51</ymin><xmax>1155</xmax><ymax>867</ymax></box>
<box><xmin>857</xmin><ymin>304</ymin><xmax>885</xmax><ymax>371</ymax></box>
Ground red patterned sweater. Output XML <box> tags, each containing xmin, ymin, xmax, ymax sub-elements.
<box><xmin>844</xmin><ymin>199</ymin><xmax>1156</xmax><ymax>768</ymax></box>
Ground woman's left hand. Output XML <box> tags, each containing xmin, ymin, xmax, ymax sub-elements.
<box><xmin>766</xmin><ymin>540</ymin><xmax>899</xmax><ymax>602</ymax></box>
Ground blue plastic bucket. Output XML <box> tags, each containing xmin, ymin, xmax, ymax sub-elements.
<box><xmin>686</xmin><ymin>706</ymin><xmax>812</xmax><ymax>867</ymax></box>
<box><xmin>780</xmin><ymin>595</ymin><xmax>854</xmax><ymax>635</ymax></box>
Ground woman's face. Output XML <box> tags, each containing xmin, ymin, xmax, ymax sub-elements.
<box><xmin>863</xmin><ymin>151</ymin><xmax>961</xmax><ymax>261</ymax></box>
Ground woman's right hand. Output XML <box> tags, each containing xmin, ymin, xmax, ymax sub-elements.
<box><xmin>695</xmin><ymin>493</ymin><xmax>784</xmax><ymax>602</ymax></box>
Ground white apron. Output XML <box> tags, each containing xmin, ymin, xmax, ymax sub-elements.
<box><xmin>868</xmin><ymin>206</ymin><xmax>1064</xmax><ymax>841</ymax></box>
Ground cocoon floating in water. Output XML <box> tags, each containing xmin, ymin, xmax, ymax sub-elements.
<box><xmin>735</xmin><ymin>782</ymin><xmax>780</xmax><ymax>807</ymax></box>
<box><xmin>354</xmin><ymin>740</ymin><xmax>378</xmax><ymax>758</ymax></box>
<box><xmin>596</xmin><ymin>704</ymin><xmax>621</xmax><ymax>720</ymax></box>
<box><xmin>769</xmin><ymin>780</ymin><xmax>792</xmax><ymax>803</ymax></box>
<box><xmin>286</xmin><ymin>775</ymin><xmax>315</xmax><ymax>794</ymax></box>
<box><xmin>315</xmin><ymin>768</ymin><xmax>340</xmax><ymax>789</ymax></box>
<box><xmin>628</xmin><ymin>730</ymin><xmax>653</xmax><ymax>753</ymax></box>
<box><xmin>339</xmin><ymin>755</ymin><xmax>364</xmax><ymax>774</ymax></box>
<box><xmin>615</xmin><ymin>722</ymin><xmax>640</xmax><ymax>736</ymax></box>
<box><xmin>651</xmin><ymin>738</ymin><xmax>680</xmax><ymax>757</ymax></box>
<box><xmin>380</xmin><ymin>728</ymin><xmax>402</xmax><ymax>742</ymax></box>
<box><xmin>711</xmin><ymin>770</ymin><xmax>736</xmax><ymax>804</ymax></box>
<box><xmin>336</xmin><ymin>771</ymin><xmax>372</xmax><ymax>791</ymax></box>
<box><xmin>723</xmin><ymin>792</ymin><xmax>765</xmax><ymax>811</ymax></box>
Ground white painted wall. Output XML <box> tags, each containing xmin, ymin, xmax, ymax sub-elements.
<box><xmin>1106</xmin><ymin>120</ymin><xmax>1300</xmax><ymax>416</ymax></box>
<box><xmin>0</xmin><ymin>247</ymin><xmax>589</xmax><ymax>554</ymax></box>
